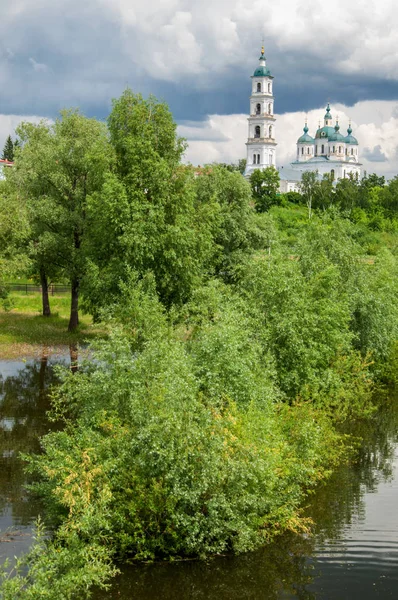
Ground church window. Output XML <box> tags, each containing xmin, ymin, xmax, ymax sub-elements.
<box><xmin>269</xmin><ymin>125</ymin><xmax>272</xmax><ymax>137</ymax></box>
<box><xmin>255</xmin><ymin>125</ymin><xmax>261</xmax><ymax>138</ymax></box>
<box><xmin>253</xmin><ymin>155</ymin><xmax>257</xmax><ymax>164</ymax></box>
<box><xmin>307</xmin><ymin>147</ymin><xmax>310</xmax><ymax>154</ymax></box>
<box><xmin>257</xmin><ymin>82</ymin><xmax>261</xmax><ymax>92</ymax></box>
<box><xmin>268</xmin><ymin>83</ymin><xmax>271</xmax><ymax>93</ymax></box>
<box><xmin>351</xmin><ymin>148</ymin><xmax>353</xmax><ymax>155</ymax></box>
<box><xmin>268</xmin><ymin>103</ymin><xmax>272</xmax><ymax>114</ymax></box>
<box><xmin>331</xmin><ymin>169</ymin><xmax>335</xmax><ymax>181</ymax></box>
<box><xmin>333</xmin><ymin>146</ymin><xmax>335</xmax><ymax>153</ymax></box>
<box><xmin>301</xmin><ymin>147</ymin><xmax>304</xmax><ymax>155</ymax></box>
<box><xmin>321</xmin><ymin>144</ymin><xmax>324</xmax><ymax>154</ymax></box>
<box><xmin>315</xmin><ymin>146</ymin><xmax>318</xmax><ymax>156</ymax></box>
<box><xmin>339</xmin><ymin>146</ymin><xmax>342</xmax><ymax>153</ymax></box>
<box><xmin>256</xmin><ymin>103</ymin><xmax>261</xmax><ymax>114</ymax></box>
<box><xmin>258</xmin><ymin>154</ymin><xmax>261</xmax><ymax>164</ymax></box>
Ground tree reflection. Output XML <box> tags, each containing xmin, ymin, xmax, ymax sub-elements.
<box><xmin>0</xmin><ymin>351</ymin><xmax>62</xmax><ymax>526</ymax></box>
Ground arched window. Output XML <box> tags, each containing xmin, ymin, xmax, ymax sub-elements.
<box><xmin>268</xmin><ymin>103</ymin><xmax>272</xmax><ymax>114</ymax></box>
<box><xmin>254</xmin><ymin>125</ymin><xmax>261</xmax><ymax>138</ymax></box>
<box><xmin>315</xmin><ymin>146</ymin><xmax>318</xmax><ymax>156</ymax></box>
<box><xmin>256</xmin><ymin>103</ymin><xmax>261</xmax><ymax>115</ymax></box>
<box><xmin>339</xmin><ymin>146</ymin><xmax>342</xmax><ymax>153</ymax></box>
<box><xmin>331</xmin><ymin>169</ymin><xmax>335</xmax><ymax>181</ymax></box>
<box><xmin>307</xmin><ymin>147</ymin><xmax>310</xmax><ymax>154</ymax></box>
<box><xmin>269</xmin><ymin>125</ymin><xmax>272</xmax><ymax>138</ymax></box>
<box><xmin>258</xmin><ymin>154</ymin><xmax>261</xmax><ymax>164</ymax></box>
<box><xmin>269</xmin><ymin>154</ymin><xmax>273</xmax><ymax>165</ymax></box>
<box><xmin>321</xmin><ymin>144</ymin><xmax>324</xmax><ymax>154</ymax></box>
<box><xmin>351</xmin><ymin>148</ymin><xmax>354</xmax><ymax>155</ymax></box>
<box><xmin>301</xmin><ymin>147</ymin><xmax>304</xmax><ymax>155</ymax></box>
<box><xmin>268</xmin><ymin>83</ymin><xmax>271</xmax><ymax>93</ymax></box>
<box><xmin>253</xmin><ymin>155</ymin><xmax>257</xmax><ymax>164</ymax></box>
<box><xmin>333</xmin><ymin>146</ymin><xmax>336</xmax><ymax>153</ymax></box>
<box><xmin>257</xmin><ymin>82</ymin><xmax>261</xmax><ymax>92</ymax></box>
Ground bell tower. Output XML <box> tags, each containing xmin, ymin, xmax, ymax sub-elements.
<box><xmin>244</xmin><ymin>47</ymin><xmax>277</xmax><ymax>177</ymax></box>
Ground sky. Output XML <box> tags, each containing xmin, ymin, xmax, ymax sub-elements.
<box><xmin>1</xmin><ymin>0</ymin><xmax>398</xmax><ymax>177</ymax></box>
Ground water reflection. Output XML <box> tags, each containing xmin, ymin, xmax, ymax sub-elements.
<box><xmin>0</xmin><ymin>346</ymin><xmax>78</xmax><ymax>561</ymax></box>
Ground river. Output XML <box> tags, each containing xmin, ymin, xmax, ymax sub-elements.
<box><xmin>0</xmin><ymin>355</ymin><xmax>397</xmax><ymax>599</ymax></box>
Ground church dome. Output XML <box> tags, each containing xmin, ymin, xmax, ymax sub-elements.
<box><xmin>329</xmin><ymin>122</ymin><xmax>345</xmax><ymax>142</ymax></box>
<box><xmin>315</xmin><ymin>126</ymin><xmax>335</xmax><ymax>139</ymax></box>
<box><xmin>297</xmin><ymin>123</ymin><xmax>314</xmax><ymax>144</ymax></box>
<box><xmin>324</xmin><ymin>103</ymin><xmax>332</xmax><ymax>121</ymax></box>
<box><xmin>345</xmin><ymin>124</ymin><xmax>358</xmax><ymax>145</ymax></box>
<box><xmin>253</xmin><ymin>65</ymin><xmax>272</xmax><ymax>77</ymax></box>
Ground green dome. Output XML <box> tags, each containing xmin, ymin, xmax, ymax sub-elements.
<box><xmin>315</xmin><ymin>126</ymin><xmax>335</xmax><ymax>139</ymax></box>
<box><xmin>253</xmin><ymin>65</ymin><xmax>272</xmax><ymax>77</ymax></box>
<box><xmin>324</xmin><ymin>103</ymin><xmax>332</xmax><ymax>121</ymax></box>
<box><xmin>345</xmin><ymin>125</ymin><xmax>358</xmax><ymax>145</ymax></box>
<box><xmin>297</xmin><ymin>123</ymin><xmax>314</xmax><ymax>144</ymax></box>
<box><xmin>329</xmin><ymin>122</ymin><xmax>345</xmax><ymax>142</ymax></box>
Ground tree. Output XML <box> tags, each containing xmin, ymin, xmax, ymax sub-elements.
<box><xmin>11</xmin><ymin>111</ymin><xmax>112</xmax><ymax>330</ymax></box>
<box><xmin>334</xmin><ymin>175</ymin><xmax>359</xmax><ymax>215</ymax></box>
<box><xmin>250</xmin><ymin>166</ymin><xmax>280</xmax><ymax>212</ymax></box>
<box><xmin>300</xmin><ymin>170</ymin><xmax>318</xmax><ymax>219</ymax></box>
<box><xmin>313</xmin><ymin>173</ymin><xmax>334</xmax><ymax>211</ymax></box>
<box><xmin>82</xmin><ymin>89</ymin><xmax>211</xmax><ymax>316</ymax></box>
<box><xmin>2</xmin><ymin>135</ymin><xmax>14</xmax><ymax>161</ymax></box>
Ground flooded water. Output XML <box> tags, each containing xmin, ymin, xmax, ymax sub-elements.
<box><xmin>0</xmin><ymin>355</ymin><xmax>397</xmax><ymax>599</ymax></box>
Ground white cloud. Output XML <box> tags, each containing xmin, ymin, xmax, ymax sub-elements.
<box><xmin>181</xmin><ymin>100</ymin><xmax>398</xmax><ymax>178</ymax></box>
<box><xmin>0</xmin><ymin>114</ymin><xmax>47</xmax><ymax>152</ymax></box>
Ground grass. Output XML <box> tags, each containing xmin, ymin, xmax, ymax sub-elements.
<box><xmin>0</xmin><ymin>292</ymin><xmax>106</xmax><ymax>359</ymax></box>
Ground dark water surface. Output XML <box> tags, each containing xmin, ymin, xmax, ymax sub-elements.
<box><xmin>0</xmin><ymin>356</ymin><xmax>397</xmax><ymax>599</ymax></box>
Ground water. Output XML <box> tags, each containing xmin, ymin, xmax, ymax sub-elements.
<box><xmin>0</xmin><ymin>355</ymin><xmax>397</xmax><ymax>599</ymax></box>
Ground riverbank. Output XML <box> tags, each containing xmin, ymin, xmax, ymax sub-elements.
<box><xmin>0</xmin><ymin>293</ymin><xmax>105</xmax><ymax>359</ymax></box>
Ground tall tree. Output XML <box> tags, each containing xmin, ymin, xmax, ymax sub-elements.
<box><xmin>2</xmin><ymin>135</ymin><xmax>14</xmax><ymax>161</ymax></box>
<box><xmin>83</xmin><ymin>89</ymin><xmax>214</xmax><ymax>316</ymax></box>
<box><xmin>11</xmin><ymin>111</ymin><xmax>112</xmax><ymax>330</ymax></box>
<box><xmin>300</xmin><ymin>170</ymin><xmax>318</xmax><ymax>219</ymax></box>
<box><xmin>249</xmin><ymin>166</ymin><xmax>280</xmax><ymax>213</ymax></box>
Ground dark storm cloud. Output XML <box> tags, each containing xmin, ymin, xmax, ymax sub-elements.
<box><xmin>1</xmin><ymin>1</ymin><xmax>398</xmax><ymax>125</ymax></box>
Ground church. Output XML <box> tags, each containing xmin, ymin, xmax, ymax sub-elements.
<box><xmin>244</xmin><ymin>48</ymin><xmax>362</xmax><ymax>191</ymax></box>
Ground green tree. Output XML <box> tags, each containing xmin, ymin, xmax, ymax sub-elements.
<box><xmin>2</xmin><ymin>135</ymin><xmax>14</xmax><ymax>161</ymax></box>
<box><xmin>300</xmin><ymin>170</ymin><xmax>318</xmax><ymax>219</ymax></box>
<box><xmin>334</xmin><ymin>175</ymin><xmax>359</xmax><ymax>215</ymax></box>
<box><xmin>250</xmin><ymin>166</ymin><xmax>280</xmax><ymax>212</ymax></box>
<box><xmin>313</xmin><ymin>173</ymin><xmax>334</xmax><ymax>211</ymax></box>
<box><xmin>11</xmin><ymin>111</ymin><xmax>112</xmax><ymax>329</ymax></box>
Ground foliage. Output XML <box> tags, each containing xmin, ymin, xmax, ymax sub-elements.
<box><xmin>1</xmin><ymin>135</ymin><xmax>15</xmax><ymax>162</ymax></box>
<box><xmin>9</xmin><ymin>110</ymin><xmax>112</xmax><ymax>330</ymax></box>
<box><xmin>250</xmin><ymin>167</ymin><xmax>280</xmax><ymax>212</ymax></box>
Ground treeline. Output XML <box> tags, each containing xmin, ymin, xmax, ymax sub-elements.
<box><xmin>1</xmin><ymin>94</ymin><xmax>398</xmax><ymax>598</ymax></box>
<box><xmin>250</xmin><ymin>166</ymin><xmax>398</xmax><ymax>229</ymax></box>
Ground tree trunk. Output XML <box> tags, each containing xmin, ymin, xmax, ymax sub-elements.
<box><xmin>40</xmin><ymin>267</ymin><xmax>51</xmax><ymax>317</ymax></box>
<box><xmin>68</xmin><ymin>278</ymin><xmax>79</xmax><ymax>332</ymax></box>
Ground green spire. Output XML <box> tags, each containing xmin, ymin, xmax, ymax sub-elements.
<box><xmin>324</xmin><ymin>103</ymin><xmax>332</xmax><ymax>121</ymax></box>
<box><xmin>347</xmin><ymin>122</ymin><xmax>352</xmax><ymax>135</ymax></box>
<box><xmin>303</xmin><ymin>122</ymin><xmax>309</xmax><ymax>134</ymax></box>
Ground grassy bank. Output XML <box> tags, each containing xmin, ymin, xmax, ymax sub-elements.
<box><xmin>0</xmin><ymin>292</ymin><xmax>105</xmax><ymax>359</ymax></box>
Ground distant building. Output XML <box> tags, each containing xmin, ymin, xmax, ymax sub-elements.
<box><xmin>0</xmin><ymin>158</ymin><xmax>13</xmax><ymax>180</ymax></box>
<box><xmin>243</xmin><ymin>50</ymin><xmax>362</xmax><ymax>192</ymax></box>
<box><xmin>244</xmin><ymin>47</ymin><xmax>276</xmax><ymax>177</ymax></box>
